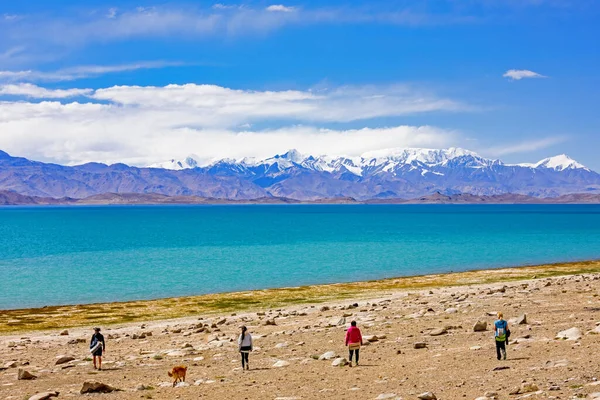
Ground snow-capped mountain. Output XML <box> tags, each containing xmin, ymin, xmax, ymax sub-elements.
<box><xmin>1</xmin><ymin>148</ymin><xmax>599</xmax><ymax>200</ymax></box>
<box><xmin>148</xmin><ymin>156</ymin><xmax>199</xmax><ymax>170</ymax></box>
<box><xmin>517</xmin><ymin>154</ymin><xmax>589</xmax><ymax>171</ymax></box>
<box><xmin>155</xmin><ymin>147</ymin><xmax>585</xmax><ymax>176</ymax></box>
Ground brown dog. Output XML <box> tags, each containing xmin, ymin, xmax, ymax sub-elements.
<box><xmin>167</xmin><ymin>365</ymin><xmax>187</xmax><ymax>387</ymax></box>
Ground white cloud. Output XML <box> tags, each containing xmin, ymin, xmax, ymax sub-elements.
<box><xmin>484</xmin><ymin>136</ymin><xmax>566</xmax><ymax>156</ymax></box>
<box><xmin>0</xmin><ymin>83</ymin><xmax>92</xmax><ymax>98</ymax></box>
<box><xmin>1</xmin><ymin>4</ymin><xmax>482</xmax><ymax>51</ymax></box>
<box><xmin>0</xmin><ymin>61</ymin><xmax>184</xmax><ymax>82</ymax></box>
<box><xmin>266</xmin><ymin>5</ymin><xmax>296</xmax><ymax>12</ymax></box>
<box><xmin>107</xmin><ymin>8</ymin><xmax>117</xmax><ymax>19</ymax></box>
<box><xmin>90</xmin><ymin>83</ymin><xmax>466</xmax><ymax>126</ymax></box>
<box><xmin>503</xmin><ymin>69</ymin><xmax>547</xmax><ymax>80</ymax></box>
<box><xmin>0</xmin><ymin>83</ymin><xmax>465</xmax><ymax>165</ymax></box>
<box><xmin>212</xmin><ymin>4</ymin><xmax>238</xmax><ymax>10</ymax></box>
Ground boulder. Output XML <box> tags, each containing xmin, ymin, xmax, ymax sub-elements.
<box><xmin>375</xmin><ymin>394</ymin><xmax>399</xmax><ymax>400</ymax></box>
<box><xmin>509</xmin><ymin>382</ymin><xmax>539</xmax><ymax>395</ymax></box>
<box><xmin>28</xmin><ymin>392</ymin><xmax>59</xmax><ymax>400</ymax></box>
<box><xmin>1</xmin><ymin>361</ymin><xmax>18</xmax><ymax>370</ymax></box>
<box><xmin>556</xmin><ymin>327</ymin><xmax>582</xmax><ymax>341</ymax></box>
<box><xmin>17</xmin><ymin>369</ymin><xmax>37</xmax><ymax>380</ymax></box>
<box><xmin>516</xmin><ymin>314</ymin><xmax>527</xmax><ymax>325</ymax></box>
<box><xmin>429</xmin><ymin>328</ymin><xmax>447</xmax><ymax>336</ymax></box>
<box><xmin>263</xmin><ymin>319</ymin><xmax>277</xmax><ymax>326</ymax></box>
<box><xmin>59</xmin><ymin>330</ymin><xmax>69</xmax><ymax>336</ymax></box>
<box><xmin>413</xmin><ymin>342</ymin><xmax>427</xmax><ymax>349</ymax></box>
<box><xmin>55</xmin><ymin>355</ymin><xmax>75</xmax><ymax>365</ymax></box>
<box><xmin>445</xmin><ymin>308</ymin><xmax>458</xmax><ymax>314</ymax></box>
<box><xmin>272</xmin><ymin>360</ymin><xmax>290</xmax><ymax>368</ymax></box>
<box><xmin>418</xmin><ymin>392</ymin><xmax>437</xmax><ymax>400</ymax></box>
<box><xmin>319</xmin><ymin>351</ymin><xmax>337</xmax><ymax>360</ymax></box>
<box><xmin>473</xmin><ymin>321</ymin><xmax>487</xmax><ymax>332</ymax></box>
<box><xmin>80</xmin><ymin>381</ymin><xmax>119</xmax><ymax>394</ymax></box>
<box><xmin>363</xmin><ymin>335</ymin><xmax>379</xmax><ymax>343</ymax></box>
<box><xmin>331</xmin><ymin>357</ymin><xmax>348</xmax><ymax>367</ymax></box>
<box><xmin>329</xmin><ymin>317</ymin><xmax>345</xmax><ymax>327</ymax></box>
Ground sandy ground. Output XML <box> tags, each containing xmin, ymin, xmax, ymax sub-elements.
<box><xmin>1</xmin><ymin>272</ymin><xmax>600</xmax><ymax>400</ymax></box>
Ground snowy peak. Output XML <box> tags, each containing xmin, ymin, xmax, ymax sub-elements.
<box><xmin>148</xmin><ymin>156</ymin><xmax>198</xmax><ymax>170</ymax></box>
<box><xmin>360</xmin><ymin>147</ymin><xmax>486</xmax><ymax>167</ymax></box>
<box><xmin>533</xmin><ymin>154</ymin><xmax>588</xmax><ymax>171</ymax></box>
<box><xmin>148</xmin><ymin>148</ymin><xmax>591</xmax><ymax>177</ymax></box>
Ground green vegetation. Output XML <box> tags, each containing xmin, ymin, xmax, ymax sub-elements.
<box><xmin>1</xmin><ymin>259</ymin><xmax>599</xmax><ymax>334</ymax></box>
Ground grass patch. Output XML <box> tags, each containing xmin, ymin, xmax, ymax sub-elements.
<box><xmin>1</xmin><ymin>259</ymin><xmax>599</xmax><ymax>334</ymax></box>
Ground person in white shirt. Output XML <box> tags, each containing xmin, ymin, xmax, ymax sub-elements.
<box><xmin>238</xmin><ymin>326</ymin><xmax>253</xmax><ymax>370</ymax></box>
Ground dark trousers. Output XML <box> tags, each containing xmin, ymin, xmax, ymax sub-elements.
<box><xmin>241</xmin><ymin>352</ymin><xmax>249</xmax><ymax>367</ymax></box>
<box><xmin>349</xmin><ymin>348</ymin><xmax>360</xmax><ymax>363</ymax></box>
<box><xmin>495</xmin><ymin>340</ymin><xmax>506</xmax><ymax>360</ymax></box>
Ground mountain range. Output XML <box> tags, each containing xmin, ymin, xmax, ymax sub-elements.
<box><xmin>1</xmin><ymin>148</ymin><xmax>599</xmax><ymax>200</ymax></box>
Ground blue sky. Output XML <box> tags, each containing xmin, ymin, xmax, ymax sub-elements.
<box><xmin>0</xmin><ymin>0</ymin><xmax>599</xmax><ymax>168</ymax></box>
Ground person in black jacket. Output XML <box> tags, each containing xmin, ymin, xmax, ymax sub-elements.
<box><xmin>90</xmin><ymin>327</ymin><xmax>106</xmax><ymax>370</ymax></box>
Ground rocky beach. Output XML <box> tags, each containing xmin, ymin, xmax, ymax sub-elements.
<box><xmin>1</xmin><ymin>261</ymin><xmax>600</xmax><ymax>400</ymax></box>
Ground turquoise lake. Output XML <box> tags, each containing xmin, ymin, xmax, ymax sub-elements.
<box><xmin>1</xmin><ymin>204</ymin><xmax>600</xmax><ymax>310</ymax></box>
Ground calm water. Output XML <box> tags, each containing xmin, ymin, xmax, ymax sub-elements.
<box><xmin>1</xmin><ymin>204</ymin><xmax>600</xmax><ymax>310</ymax></box>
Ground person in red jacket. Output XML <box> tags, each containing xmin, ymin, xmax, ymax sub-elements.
<box><xmin>345</xmin><ymin>320</ymin><xmax>363</xmax><ymax>367</ymax></box>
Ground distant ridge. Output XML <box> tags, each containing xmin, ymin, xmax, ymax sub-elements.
<box><xmin>1</xmin><ymin>148</ymin><xmax>599</xmax><ymax>200</ymax></box>
<box><xmin>2</xmin><ymin>190</ymin><xmax>600</xmax><ymax>206</ymax></box>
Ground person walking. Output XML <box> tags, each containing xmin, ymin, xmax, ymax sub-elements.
<box><xmin>90</xmin><ymin>327</ymin><xmax>106</xmax><ymax>370</ymax></box>
<box><xmin>345</xmin><ymin>321</ymin><xmax>363</xmax><ymax>367</ymax></box>
<box><xmin>494</xmin><ymin>312</ymin><xmax>509</xmax><ymax>360</ymax></box>
<box><xmin>238</xmin><ymin>326</ymin><xmax>253</xmax><ymax>370</ymax></box>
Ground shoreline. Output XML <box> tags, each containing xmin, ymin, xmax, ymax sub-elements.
<box><xmin>3</xmin><ymin>190</ymin><xmax>600</xmax><ymax>206</ymax></box>
<box><xmin>2</xmin><ymin>259</ymin><xmax>600</xmax><ymax>334</ymax></box>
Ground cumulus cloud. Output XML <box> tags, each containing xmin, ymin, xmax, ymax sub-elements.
<box><xmin>0</xmin><ymin>83</ymin><xmax>92</xmax><ymax>98</ymax></box>
<box><xmin>0</xmin><ymin>83</ymin><xmax>466</xmax><ymax>165</ymax></box>
<box><xmin>503</xmin><ymin>69</ymin><xmax>547</xmax><ymax>80</ymax></box>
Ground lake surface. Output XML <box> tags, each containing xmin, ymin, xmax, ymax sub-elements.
<box><xmin>1</xmin><ymin>204</ymin><xmax>600</xmax><ymax>310</ymax></box>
